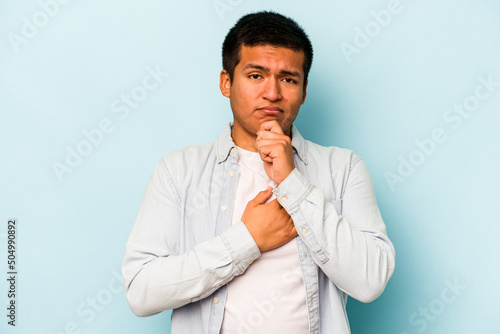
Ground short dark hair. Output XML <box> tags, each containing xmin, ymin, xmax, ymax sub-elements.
<box><xmin>222</xmin><ymin>11</ymin><xmax>313</xmax><ymax>84</ymax></box>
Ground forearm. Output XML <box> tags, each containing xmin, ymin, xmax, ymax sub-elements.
<box><xmin>123</xmin><ymin>221</ymin><xmax>260</xmax><ymax>316</ymax></box>
<box><xmin>122</xmin><ymin>160</ymin><xmax>261</xmax><ymax>316</ymax></box>
<box><xmin>274</xmin><ymin>167</ymin><xmax>396</xmax><ymax>303</ymax></box>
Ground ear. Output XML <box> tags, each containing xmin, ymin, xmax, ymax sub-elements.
<box><xmin>220</xmin><ymin>69</ymin><xmax>231</xmax><ymax>98</ymax></box>
<box><xmin>301</xmin><ymin>79</ymin><xmax>308</xmax><ymax>104</ymax></box>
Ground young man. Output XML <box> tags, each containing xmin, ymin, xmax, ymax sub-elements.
<box><xmin>122</xmin><ymin>11</ymin><xmax>395</xmax><ymax>334</ymax></box>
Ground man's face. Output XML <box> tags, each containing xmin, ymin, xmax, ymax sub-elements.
<box><xmin>220</xmin><ymin>44</ymin><xmax>308</xmax><ymax>150</ymax></box>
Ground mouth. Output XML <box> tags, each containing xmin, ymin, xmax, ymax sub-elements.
<box><xmin>257</xmin><ymin>106</ymin><xmax>283</xmax><ymax>116</ymax></box>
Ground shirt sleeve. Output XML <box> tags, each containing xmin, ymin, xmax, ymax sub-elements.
<box><xmin>122</xmin><ymin>160</ymin><xmax>261</xmax><ymax>317</ymax></box>
<box><xmin>274</xmin><ymin>157</ymin><xmax>396</xmax><ymax>303</ymax></box>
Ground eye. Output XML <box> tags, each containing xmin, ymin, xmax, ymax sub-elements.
<box><xmin>283</xmin><ymin>78</ymin><xmax>296</xmax><ymax>84</ymax></box>
<box><xmin>249</xmin><ymin>74</ymin><xmax>261</xmax><ymax>79</ymax></box>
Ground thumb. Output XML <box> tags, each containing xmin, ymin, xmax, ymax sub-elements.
<box><xmin>251</xmin><ymin>186</ymin><xmax>273</xmax><ymax>205</ymax></box>
<box><xmin>260</xmin><ymin>120</ymin><xmax>284</xmax><ymax>134</ymax></box>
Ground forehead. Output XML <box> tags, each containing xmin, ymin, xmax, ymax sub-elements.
<box><xmin>237</xmin><ymin>44</ymin><xmax>305</xmax><ymax>75</ymax></box>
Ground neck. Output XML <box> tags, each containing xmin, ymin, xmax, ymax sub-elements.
<box><xmin>231</xmin><ymin>126</ymin><xmax>258</xmax><ymax>152</ymax></box>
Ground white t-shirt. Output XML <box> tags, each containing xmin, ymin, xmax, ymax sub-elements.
<box><xmin>220</xmin><ymin>146</ymin><xmax>309</xmax><ymax>334</ymax></box>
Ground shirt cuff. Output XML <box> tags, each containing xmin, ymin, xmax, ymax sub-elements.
<box><xmin>274</xmin><ymin>168</ymin><xmax>314</xmax><ymax>212</ymax></box>
<box><xmin>220</xmin><ymin>221</ymin><xmax>261</xmax><ymax>275</ymax></box>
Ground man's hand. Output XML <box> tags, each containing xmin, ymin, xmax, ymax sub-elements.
<box><xmin>241</xmin><ymin>187</ymin><xmax>297</xmax><ymax>252</ymax></box>
<box><xmin>255</xmin><ymin>120</ymin><xmax>295</xmax><ymax>185</ymax></box>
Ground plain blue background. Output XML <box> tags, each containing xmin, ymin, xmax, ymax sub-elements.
<box><xmin>1</xmin><ymin>0</ymin><xmax>499</xmax><ymax>333</ymax></box>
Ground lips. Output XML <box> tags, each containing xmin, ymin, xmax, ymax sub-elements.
<box><xmin>258</xmin><ymin>106</ymin><xmax>283</xmax><ymax>115</ymax></box>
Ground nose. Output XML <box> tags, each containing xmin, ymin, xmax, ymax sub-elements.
<box><xmin>262</xmin><ymin>78</ymin><xmax>282</xmax><ymax>101</ymax></box>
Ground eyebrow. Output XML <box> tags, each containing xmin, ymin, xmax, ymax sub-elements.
<box><xmin>242</xmin><ymin>64</ymin><xmax>301</xmax><ymax>78</ymax></box>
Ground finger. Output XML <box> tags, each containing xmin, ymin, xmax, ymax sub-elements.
<box><xmin>255</xmin><ymin>143</ymin><xmax>275</xmax><ymax>163</ymax></box>
<box><xmin>255</xmin><ymin>135</ymin><xmax>291</xmax><ymax>158</ymax></box>
<box><xmin>256</xmin><ymin>141</ymin><xmax>288</xmax><ymax>160</ymax></box>
<box><xmin>259</xmin><ymin>120</ymin><xmax>284</xmax><ymax>134</ymax></box>
<box><xmin>257</xmin><ymin>129</ymin><xmax>282</xmax><ymax>139</ymax></box>
<box><xmin>266</xmin><ymin>198</ymin><xmax>282</xmax><ymax>207</ymax></box>
<box><xmin>250</xmin><ymin>186</ymin><xmax>273</xmax><ymax>205</ymax></box>
<box><xmin>256</xmin><ymin>130</ymin><xmax>290</xmax><ymax>142</ymax></box>
<box><xmin>266</xmin><ymin>199</ymin><xmax>289</xmax><ymax>213</ymax></box>
<box><xmin>256</xmin><ymin>139</ymin><xmax>289</xmax><ymax>149</ymax></box>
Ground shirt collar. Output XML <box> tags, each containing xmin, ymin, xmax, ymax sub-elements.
<box><xmin>215</xmin><ymin>123</ymin><xmax>237</xmax><ymax>163</ymax></box>
<box><xmin>215</xmin><ymin>122</ymin><xmax>308</xmax><ymax>165</ymax></box>
<box><xmin>291</xmin><ymin>124</ymin><xmax>309</xmax><ymax>165</ymax></box>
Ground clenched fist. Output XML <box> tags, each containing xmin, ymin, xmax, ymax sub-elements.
<box><xmin>255</xmin><ymin>120</ymin><xmax>295</xmax><ymax>185</ymax></box>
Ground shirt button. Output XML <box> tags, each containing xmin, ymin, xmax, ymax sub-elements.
<box><xmin>219</xmin><ymin>156</ymin><xmax>224</xmax><ymax>161</ymax></box>
<box><xmin>213</xmin><ymin>297</ymin><xmax>219</xmax><ymax>304</ymax></box>
<box><xmin>249</xmin><ymin>260</ymin><xmax>254</xmax><ymax>265</ymax></box>
<box><xmin>281</xmin><ymin>196</ymin><xmax>288</xmax><ymax>203</ymax></box>
<box><xmin>230</xmin><ymin>148</ymin><xmax>235</xmax><ymax>154</ymax></box>
<box><xmin>301</xmin><ymin>227</ymin><xmax>308</xmax><ymax>234</ymax></box>
<box><xmin>229</xmin><ymin>171</ymin><xmax>235</xmax><ymax>177</ymax></box>
<box><xmin>221</xmin><ymin>205</ymin><xmax>227</xmax><ymax>212</ymax></box>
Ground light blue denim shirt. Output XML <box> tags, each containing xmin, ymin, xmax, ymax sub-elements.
<box><xmin>122</xmin><ymin>123</ymin><xmax>395</xmax><ymax>334</ymax></box>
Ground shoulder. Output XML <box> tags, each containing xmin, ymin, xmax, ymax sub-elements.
<box><xmin>162</xmin><ymin>141</ymin><xmax>216</xmax><ymax>162</ymax></box>
<box><xmin>148</xmin><ymin>140</ymin><xmax>219</xmax><ymax>197</ymax></box>
<box><xmin>301</xmin><ymin>139</ymin><xmax>370</xmax><ymax>200</ymax></box>
<box><xmin>303</xmin><ymin>139</ymin><xmax>362</xmax><ymax>172</ymax></box>
<box><xmin>159</xmin><ymin>140</ymin><xmax>217</xmax><ymax>173</ymax></box>
<box><xmin>159</xmin><ymin>123</ymin><xmax>232</xmax><ymax>170</ymax></box>
<box><xmin>291</xmin><ymin>125</ymin><xmax>362</xmax><ymax>172</ymax></box>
